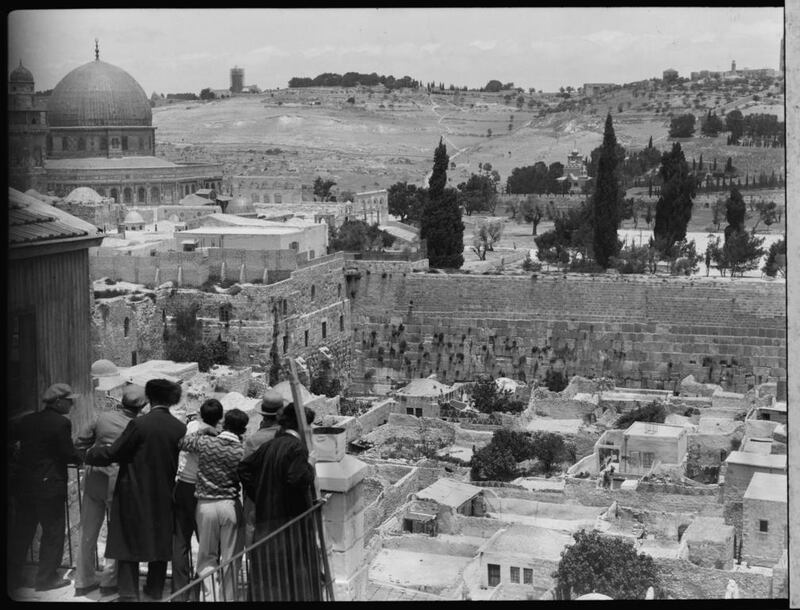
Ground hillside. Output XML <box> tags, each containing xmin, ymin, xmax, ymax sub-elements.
<box><xmin>152</xmin><ymin>77</ymin><xmax>783</xmax><ymax>195</ymax></box>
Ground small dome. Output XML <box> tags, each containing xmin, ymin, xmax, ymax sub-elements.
<box><xmin>65</xmin><ymin>186</ymin><xmax>104</xmax><ymax>203</ymax></box>
<box><xmin>10</xmin><ymin>61</ymin><xmax>34</xmax><ymax>83</ymax></box>
<box><xmin>123</xmin><ymin>210</ymin><xmax>145</xmax><ymax>225</ymax></box>
<box><xmin>227</xmin><ymin>195</ymin><xmax>254</xmax><ymax>214</ymax></box>
<box><xmin>91</xmin><ymin>359</ymin><xmax>119</xmax><ymax>377</ymax></box>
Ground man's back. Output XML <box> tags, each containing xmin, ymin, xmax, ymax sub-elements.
<box><xmin>13</xmin><ymin>408</ymin><xmax>78</xmax><ymax>497</ymax></box>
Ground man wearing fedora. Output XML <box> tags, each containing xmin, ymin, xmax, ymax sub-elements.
<box><xmin>7</xmin><ymin>383</ymin><xmax>82</xmax><ymax>592</ymax></box>
<box><xmin>73</xmin><ymin>384</ymin><xmax>148</xmax><ymax>598</ymax></box>
<box><xmin>241</xmin><ymin>389</ymin><xmax>285</xmax><ymax>547</ymax></box>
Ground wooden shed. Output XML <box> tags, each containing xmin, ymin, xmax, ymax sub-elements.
<box><xmin>8</xmin><ymin>188</ymin><xmax>103</xmax><ymax>432</ymax></box>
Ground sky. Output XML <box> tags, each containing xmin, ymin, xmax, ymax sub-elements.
<box><xmin>8</xmin><ymin>8</ymin><xmax>784</xmax><ymax>95</ymax></box>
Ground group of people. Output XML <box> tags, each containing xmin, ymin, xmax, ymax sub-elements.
<box><xmin>8</xmin><ymin>380</ymin><xmax>320</xmax><ymax>602</ymax></box>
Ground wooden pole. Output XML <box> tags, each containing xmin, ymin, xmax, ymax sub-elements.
<box><xmin>286</xmin><ymin>357</ymin><xmax>321</xmax><ymax>501</ymax></box>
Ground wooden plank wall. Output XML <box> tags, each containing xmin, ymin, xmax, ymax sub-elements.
<box><xmin>9</xmin><ymin>248</ymin><xmax>95</xmax><ymax>435</ymax></box>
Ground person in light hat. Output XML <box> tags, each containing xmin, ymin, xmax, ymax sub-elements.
<box><xmin>73</xmin><ymin>384</ymin><xmax>148</xmax><ymax>598</ymax></box>
<box><xmin>240</xmin><ymin>388</ymin><xmax>287</xmax><ymax>547</ymax></box>
<box><xmin>8</xmin><ymin>383</ymin><xmax>82</xmax><ymax>592</ymax></box>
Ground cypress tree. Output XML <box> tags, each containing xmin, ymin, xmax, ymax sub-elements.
<box><xmin>591</xmin><ymin>113</ymin><xmax>622</xmax><ymax>267</ymax></box>
<box><xmin>653</xmin><ymin>142</ymin><xmax>696</xmax><ymax>254</ymax></box>
<box><xmin>698</xmin><ymin>154</ymin><xmax>704</xmax><ymax>171</ymax></box>
<box><xmin>648</xmin><ymin>135</ymin><xmax>653</xmax><ymax>149</ymax></box>
<box><xmin>420</xmin><ymin>138</ymin><xmax>464</xmax><ymax>268</ymax></box>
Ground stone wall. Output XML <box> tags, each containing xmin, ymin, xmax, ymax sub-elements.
<box><xmin>91</xmin><ymin>293</ymin><xmax>164</xmax><ymax>367</ymax></box>
<box><xmin>350</xmin><ymin>271</ymin><xmax>786</xmax><ymax>394</ymax></box>
<box><xmin>742</xmin><ymin>497</ymin><xmax>787</xmax><ymax>567</ymax></box>
<box><xmin>563</xmin><ymin>477</ymin><xmax>723</xmax><ymax>516</ymax></box>
<box><xmin>654</xmin><ymin>558</ymin><xmax>772</xmax><ymax>599</ymax></box>
<box><xmin>356</xmin><ymin>399</ymin><xmax>395</xmax><ymax>435</ymax></box>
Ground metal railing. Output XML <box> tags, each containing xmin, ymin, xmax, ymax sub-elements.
<box><xmin>166</xmin><ymin>499</ymin><xmax>335</xmax><ymax>602</ymax></box>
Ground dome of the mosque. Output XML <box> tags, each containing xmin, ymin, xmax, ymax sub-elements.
<box><xmin>65</xmin><ymin>186</ymin><xmax>104</xmax><ymax>203</ymax></box>
<box><xmin>10</xmin><ymin>61</ymin><xmax>34</xmax><ymax>83</ymax></box>
<box><xmin>47</xmin><ymin>60</ymin><xmax>152</xmax><ymax>127</ymax></box>
<box><xmin>123</xmin><ymin>210</ymin><xmax>145</xmax><ymax>225</ymax></box>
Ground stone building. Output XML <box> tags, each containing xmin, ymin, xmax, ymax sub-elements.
<box><xmin>393</xmin><ymin>377</ymin><xmax>457</xmax><ymax>418</ymax></box>
<box><xmin>8</xmin><ymin>42</ymin><xmax>223</xmax><ymax>203</ymax></box>
<box><xmin>232</xmin><ymin>175</ymin><xmax>313</xmax><ymax>205</ymax></box>
<box><xmin>721</xmin><ymin>451</ymin><xmax>787</xmax><ymax>536</ymax></box>
<box><xmin>556</xmin><ymin>149</ymin><xmax>591</xmax><ymax>193</ymax></box>
<box><xmin>353</xmin><ymin>189</ymin><xmax>388</xmax><ymax>224</ymax></box>
<box><xmin>741</xmin><ymin>473</ymin><xmax>787</xmax><ymax>567</ymax></box>
<box><xmin>619</xmin><ymin>422</ymin><xmax>688</xmax><ymax>475</ymax></box>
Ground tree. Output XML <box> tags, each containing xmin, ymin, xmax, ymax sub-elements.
<box><xmin>668</xmin><ymin>113</ymin><xmax>696</xmax><ymax>138</ymax></box>
<box><xmin>701</xmin><ymin>110</ymin><xmax>724</xmax><ymax>137</ymax></box>
<box><xmin>470</xmin><ymin>443</ymin><xmax>517</xmax><ymax>481</ymax></box>
<box><xmin>762</xmin><ymin>238</ymin><xmax>786</xmax><ymax>277</ymax></box>
<box><xmin>653</xmin><ymin>142</ymin><xmax>695</xmax><ymax>255</ymax></box>
<box><xmin>725</xmin><ymin>108</ymin><xmax>744</xmax><ymax>144</ymax></box>
<box><xmin>388</xmin><ymin>181</ymin><xmax>426</xmax><ymax>224</ymax></box>
<box><xmin>520</xmin><ymin>196</ymin><xmax>543</xmax><ymax>235</ymax></box>
<box><xmin>165</xmin><ymin>303</ymin><xmax>228</xmax><ymax>372</ymax></box>
<box><xmin>313</xmin><ymin>176</ymin><xmax>337</xmax><ymax>201</ymax></box>
<box><xmin>752</xmin><ymin>200</ymin><xmax>777</xmax><ymax>232</ymax></box>
<box><xmin>711</xmin><ymin>197</ymin><xmax>726</xmax><ymax>231</ymax></box>
<box><xmin>723</xmin><ymin>230</ymin><xmax>766</xmax><ymax>277</ymax></box>
<box><xmin>615</xmin><ymin>402</ymin><xmax>666</xmax><ymax>428</ymax></box>
<box><xmin>591</xmin><ymin>113</ymin><xmax>623</xmax><ymax>267</ymax></box>
<box><xmin>529</xmin><ymin>431</ymin><xmax>568</xmax><ymax>474</ymax></box>
<box><xmin>329</xmin><ymin>219</ymin><xmax>395</xmax><ymax>252</ymax></box>
<box><xmin>471</xmin><ymin>220</ymin><xmax>503</xmax><ymax>260</ymax></box>
<box><xmin>420</xmin><ymin>138</ymin><xmax>464</xmax><ymax>268</ymax></box>
<box><xmin>458</xmin><ymin>173</ymin><xmax>497</xmax><ymax>215</ymax></box>
<box><xmin>484</xmin><ymin>79</ymin><xmax>503</xmax><ymax>92</ymax></box>
<box><xmin>199</xmin><ymin>87</ymin><xmax>216</xmax><ymax>100</ymax></box>
<box><xmin>553</xmin><ymin>530</ymin><xmax>659</xmax><ymax>600</ymax></box>
<box><xmin>724</xmin><ymin>186</ymin><xmax>747</xmax><ymax>239</ymax></box>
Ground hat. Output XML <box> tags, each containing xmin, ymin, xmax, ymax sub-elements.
<box><xmin>42</xmin><ymin>383</ymin><xmax>79</xmax><ymax>403</ymax></box>
<box><xmin>260</xmin><ymin>388</ymin><xmax>287</xmax><ymax>415</ymax></box>
<box><xmin>121</xmin><ymin>384</ymin><xmax>148</xmax><ymax>410</ymax></box>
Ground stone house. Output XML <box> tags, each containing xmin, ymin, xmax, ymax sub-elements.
<box><xmin>619</xmin><ymin>422</ymin><xmax>688</xmax><ymax>475</ymax></box>
<box><xmin>721</xmin><ymin>451</ymin><xmax>786</xmax><ymax>536</ymax></box>
<box><xmin>741</xmin><ymin>473</ymin><xmax>787</xmax><ymax>567</ymax></box>
<box><xmin>393</xmin><ymin>377</ymin><xmax>457</xmax><ymax>418</ymax></box>
<box><xmin>680</xmin><ymin>516</ymin><xmax>735</xmax><ymax>570</ymax></box>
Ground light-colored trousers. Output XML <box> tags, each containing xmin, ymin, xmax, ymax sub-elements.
<box><xmin>195</xmin><ymin>498</ymin><xmax>244</xmax><ymax>601</ymax></box>
<box><xmin>75</xmin><ymin>466</ymin><xmax>118</xmax><ymax>589</ymax></box>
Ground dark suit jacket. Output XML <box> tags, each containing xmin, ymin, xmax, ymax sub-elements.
<box><xmin>86</xmin><ymin>406</ymin><xmax>186</xmax><ymax>562</ymax></box>
<box><xmin>10</xmin><ymin>407</ymin><xmax>81</xmax><ymax>499</ymax></box>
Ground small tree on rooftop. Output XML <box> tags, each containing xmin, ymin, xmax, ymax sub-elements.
<box><xmin>552</xmin><ymin>529</ymin><xmax>660</xmax><ymax>600</ymax></box>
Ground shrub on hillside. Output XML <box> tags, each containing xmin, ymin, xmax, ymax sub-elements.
<box><xmin>615</xmin><ymin>401</ymin><xmax>666</xmax><ymax>429</ymax></box>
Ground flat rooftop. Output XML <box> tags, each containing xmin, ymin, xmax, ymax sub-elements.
<box><xmin>725</xmin><ymin>451</ymin><xmax>787</xmax><ymax>470</ymax></box>
<box><xmin>744</xmin><ymin>472</ymin><xmax>787</xmax><ymax>503</ymax></box>
<box><xmin>177</xmin><ymin>226</ymin><xmax>300</xmax><ymax>235</ymax></box>
<box><xmin>624</xmin><ymin>421</ymin><xmax>685</xmax><ymax>437</ymax></box>
<box><xmin>415</xmin><ymin>478</ymin><xmax>482</xmax><ymax>508</ymax></box>
<box><xmin>45</xmin><ymin>156</ymin><xmax>214</xmax><ymax>170</ymax></box>
<box><xmin>486</xmin><ymin>523</ymin><xmax>572</xmax><ymax>561</ymax></box>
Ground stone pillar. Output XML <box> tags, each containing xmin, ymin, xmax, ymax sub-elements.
<box><xmin>315</xmin><ymin>455</ymin><xmax>369</xmax><ymax>601</ymax></box>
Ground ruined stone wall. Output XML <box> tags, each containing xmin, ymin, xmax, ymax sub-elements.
<box><xmin>654</xmin><ymin>558</ymin><xmax>771</xmax><ymax>598</ymax></box>
<box><xmin>91</xmin><ymin>294</ymin><xmax>164</xmax><ymax>367</ymax></box>
<box><xmin>158</xmin><ymin>253</ymin><xmax>353</xmax><ymax>385</ymax></box>
<box><xmin>351</xmin><ymin>271</ymin><xmax>785</xmax><ymax>394</ymax></box>
<box><xmin>357</xmin><ymin>399</ymin><xmax>395</xmax><ymax>435</ymax></box>
<box><xmin>563</xmin><ymin>477</ymin><xmax>723</xmax><ymax>516</ymax></box>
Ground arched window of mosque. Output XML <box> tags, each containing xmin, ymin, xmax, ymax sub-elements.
<box><xmin>78</xmin><ymin>137</ymin><xmax>86</xmax><ymax>151</ymax></box>
<box><xmin>111</xmin><ymin>188</ymin><xmax>119</xmax><ymax>203</ymax></box>
<box><xmin>274</xmin><ymin>193</ymin><xmax>282</xmax><ymax>204</ymax></box>
<box><xmin>123</xmin><ymin>317</ymin><xmax>130</xmax><ymax>337</ymax></box>
<box><xmin>111</xmin><ymin>137</ymin><xmax>120</xmax><ymax>149</ymax></box>
<box><xmin>123</xmin><ymin>188</ymin><xmax>133</xmax><ymax>204</ymax></box>
<box><xmin>151</xmin><ymin>187</ymin><xmax>160</xmax><ymax>203</ymax></box>
<box><xmin>31</xmin><ymin>116</ymin><xmax>36</xmax><ymax>125</ymax></box>
<box><xmin>138</xmin><ymin>188</ymin><xmax>146</xmax><ymax>203</ymax></box>
<box><xmin>100</xmin><ymin>136</ymin><xmax>107</xmax><ymax>150</ymax></box>
<box><xmin>46</xmin><ymin>135</ymin><xmax>53</xmax><ymax>153</ymax></box>
<box><xmin>311</xmin><ymin>285</ymin><xmax>316</xmax><ymax>300</ymax></box>
<box><xmin>121</xmin><ymin>136</ymin><xmax>128</xmax><ymax>150</ymax></box>
<box><xmin>97</xmin><ymin>188</ymin><xmax>106</xmax><ymax>197</ymax></box>
<box><xmin>290</xmin><ymin>241</ymin><xmax>299</xmax><ymax>251</ymax></box>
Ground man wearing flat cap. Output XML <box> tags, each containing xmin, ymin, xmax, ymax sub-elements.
<box><xmin>8</xmin><ymin>383</ymin><xmax>82</xmax><ymax>592</ymax></box>
<box><xmin>241</xmin><ymin>388</ymin><xmax>286</xmax><ymax>547</ymax></box>
<box><xmin>73</xmin><ymin>384</ymin><xmax>148</xmax><ymax>598</ymax></box>
<box><xmin>86</xmin><ymin>378</ymin><xmax>185</xmax><ymax>602</ymax></box>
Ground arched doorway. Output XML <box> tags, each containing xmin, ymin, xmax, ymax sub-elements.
<box><xmin>123</xmin><ymin>187</ymin><xmax>133</xmax><ymax>204</ymax></box>
<box><xmin>110</xmin><ymin>188</ymin><xmax>119</xmax><ymax>203</ymax></box>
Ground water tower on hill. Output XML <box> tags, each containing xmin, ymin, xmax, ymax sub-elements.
<box><xmin>230</xmin><ymin>66</ymin><xmax>244</xmax><ymax>93</ymax></box>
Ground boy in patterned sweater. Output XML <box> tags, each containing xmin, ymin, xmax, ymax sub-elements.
<box><xmin>179</xmin><ymin>408</ymin><xmax>249</xmax><ymax>601</ymax></box>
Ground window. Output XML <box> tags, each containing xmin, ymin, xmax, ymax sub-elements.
<box><xmin>122</xmin><ymin>136</ymin><xmax>128</xmax><ymax>150</ymax></box>
<box><xmin>321</xmin><ymin>321</ymin><xmax>327</xmax><ymax>339</ymax></box>
<box><xmin>523</xmin><ymin>568</ymin><xmax>533</xmax><ymax>584</ymax></box>
<box><xmin>339</xmin><ymin>315</ymin><xmax>344</xmax><ymax>332</ymax></box>
<box><xmin>138</xmin><ymin>187</ymin><xmax>146</xmax><ymax>203</ymax></box>
<box><xmin>759</xmin><ymin>520</ymin><xmax>769</xmax><ymax>533</ymax></box>
<box><xmin>311</xmin><ymin>285</ymin><xmax>316</xmax><ymax>300</ymax></box>
<box><xmin>487</xmin><ymin>564</ymin><xmax>501</xmax><ymax>587</ymax></box>
<box><xmin>283</xmin><ymin>335</ymin><xmax>289</xmax><ymax>354</ymax></box>
<box><xmin>510</xmin><ymin>567</ymin><xmax>520</xmax><ymax>584</ymax></box>
<box><xmin>123</xmin><ymin>317</ymin><xmax>130</xmax><ymax>337</ymax></box>
<box><xmin>282</xmin><ymin>299</ymin><xmax>288</xmax><ymax>315</ymax></box>
<box><xmin>219</xmin><ymin>306</ymin><xmax>231</xmax><ymax>323</ymax></box>
<box><xmin>406</xmin><ymin>408</ymin><xmax>414</xmax><ymax>415</ymax></box>
<box><xmin>111</xmin><ymin>137</ymin><xmax>120</xmax><ymax>148</ymax></box>
<box><xmin>304</xmin><ymin>330</ymin><xmax>309</xmax><ymax>347</ymax></box>
<box><xmin>642</xmin><ymin>452</ymin><xmax>655</xmax><ymax>468</ymax></box>
<box><xmin>131</xmin><ymin>351</ymin><xmax>137</xmax><ymax>366</ymax></box>
<box><xmin>415</xmin><ymin>408</ymin><xmax>423</xmax><ymax>417</ymax></box>
<box><xmin>338</xmin><ymin>284</ymin><xmax>342</xmax><ymax>298</ymax></box>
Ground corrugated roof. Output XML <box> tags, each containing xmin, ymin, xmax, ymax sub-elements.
<box><xmin>415</xmin><ymin>478</ymin><xmax>482</xmax><ymax>508</ymax></box>
<box><xmin>9</xmin><ymin>188</ymin><xmax>100</xmax><ymax>246</ymax></box>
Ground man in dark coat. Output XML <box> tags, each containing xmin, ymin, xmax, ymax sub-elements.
<box><xmin>85</xmin><ymin>379</ymin><xmax>185</xmax><ymax>602</ymax></box>
<box><xmin>238</xmin><ymin>404</ymin><xmax>319</xmax><ymax>601</ymax></box>
<box><xmin>7</xmin><ymin>383</ymin><xmax>82</xmax><ymax>592</ymax></box>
